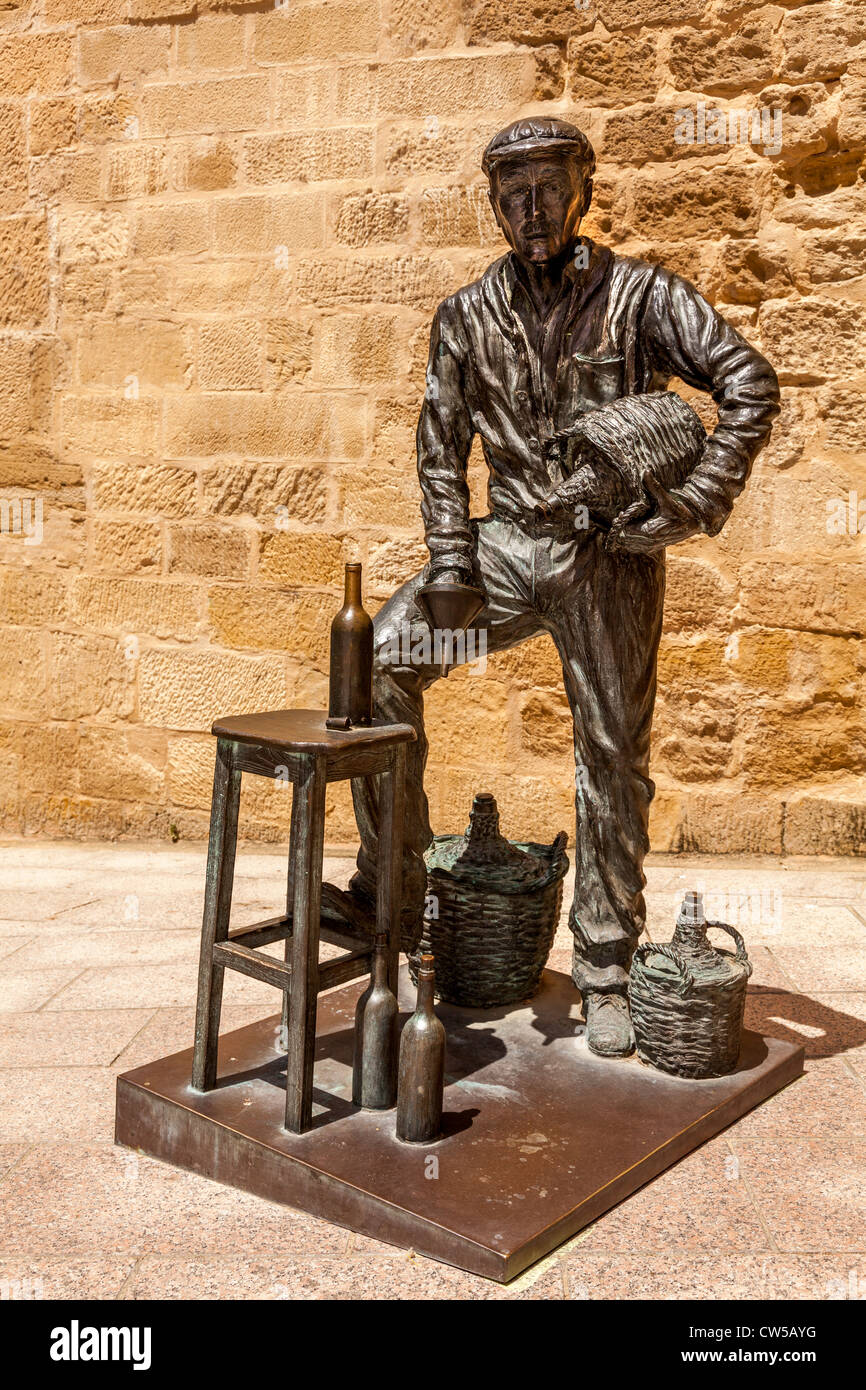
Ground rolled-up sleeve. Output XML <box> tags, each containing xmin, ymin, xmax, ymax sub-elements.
<box><xmin>416</xmin><ymin>303</ymin><xmax>475</xmax><ymax>573</ymax></box>
<box><xmin>640</xmin><ymin>269</ymin><xmax>780</xmax><ymax>534</ymax></box>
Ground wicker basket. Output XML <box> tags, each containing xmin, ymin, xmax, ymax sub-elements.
<box><xmin>629</xmin><ymin>892</ymin><xmax>752</xmax><ymax>1079</ymax></box>
<box><xmin>409</xmin><ymin>792</ymin><xmax>569</xmax><ymax>1009</ymax></box>
<box><xmin>541</xmin><ymin>390</ymin><xmax>707</xmax><ymax>527</ymax></box>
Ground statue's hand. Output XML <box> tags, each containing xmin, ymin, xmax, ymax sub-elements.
<box><xmin>607</xmin><ymin>472</ymin><xmax>700</xmax><ymax>555</ymax></box>
<box><xmin>428</xmin><ymin>567</ymin><xmax>473</xmax><ymax>586</ymax></box>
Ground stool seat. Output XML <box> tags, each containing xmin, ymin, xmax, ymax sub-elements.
<box><xmin>191</xmin><ymin>708</ymin><xmax>414</xmax><ymax>1135</ymax></box>
<box><xmin>212</xmin><ymin>709</ymin><xmax>415</xmax><ymax>754</ymax></box>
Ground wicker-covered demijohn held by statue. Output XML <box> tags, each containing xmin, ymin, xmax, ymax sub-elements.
<box><xmin>411</xmin><ymin>792</ymin><xmax>569</xmax><ymax>1009</ymax></box>
<box><xmin>628</xmin><ymin>891</ymin><xmax>753</xmax><ymax>1079</ymax></box>
<box><xmin>536</xmin><ymin>390</ymin><xmax>707</xmax><ymax>531</ymax></box>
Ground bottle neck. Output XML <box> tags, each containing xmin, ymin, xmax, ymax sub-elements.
<box><xmin>344</xmin><ymin>564</ymin><xmax>362</xmax><ymax>607</ymax></box>
<box><xmin>467</xmin><ymin>792</ymin><xmax>500</xmax><ymax>843</ymax></box>
<box><xmin>415</xmin><ymin>972</ymin><xmax>435</xmax><ymax>1014</ymax></box>
<box><xmin>371</xmin><ymin>937</ymin><xmax>390</xmax><ymax>988</ymax></box>
<box><xmin>672</xmin><ymin>892</ymin><xmax>708</xmax><ymax>952</ymax></box>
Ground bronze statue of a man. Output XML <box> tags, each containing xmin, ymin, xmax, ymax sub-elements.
<box><xmin>351</xmin><ymin>117</ymin><xmax>779</xmax><ymax>1057</ymax></box>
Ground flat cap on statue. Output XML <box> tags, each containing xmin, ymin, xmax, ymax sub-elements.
<box><xmin>481</xmin><ymin>116</ymin><xmax>597</xmax><ymax>177</ymax></box>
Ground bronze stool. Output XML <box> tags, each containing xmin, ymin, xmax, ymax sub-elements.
<box><xmin>191</xmin><ymin>709</ymin><xmax>415</xmax><ymax>1134</ymax></box>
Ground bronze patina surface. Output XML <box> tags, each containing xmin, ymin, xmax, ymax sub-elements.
<box><xmin>116</xmin><ymin>966</ymin><xmax>804</xmax><ymax>1283</ymax></box>
<box><xmin>349</xmin><ymin>117</ymin><xmax>781</xmax><ymax>1055</ymax></box>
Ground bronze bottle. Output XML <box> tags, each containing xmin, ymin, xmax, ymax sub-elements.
<box><xmin>396</xmin><ymin>953</ymin><xmax>445</xmax><ymax>1143</ymax></box>
<box><xmin>326</xmin><ymin>561</ymin><xmax>373</xmax><ymax>730</ymax></box>
<box><xmin>352</xmin><ymin>932</ymin><xmax>398</xmax><ymax>1110</ymax></box>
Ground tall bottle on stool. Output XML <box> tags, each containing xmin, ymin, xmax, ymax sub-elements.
<box><xmin>397</xmin><ymin>953</ymin><xmax>445</xmax><ymax>1143</ymax></box>
<box><xmin>326</xmin><ymin>562</ymin><xmax>373</xmax><ymax>730</ymax></box>
<box><xmin>353</xmin><ymin>932</ymin><xmax>398</xmax><ymax>1109</ymax></box>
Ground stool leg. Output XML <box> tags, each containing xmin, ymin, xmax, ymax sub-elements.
<box><xmin>192</xmin><ymin>739</ymin><xmax>241</xmax><ymax>1091</ymax></box>
<box><xmin>377</xmin><ymin>744</ymin><xmax>406</xmax><ymax>996</ymax></box>
<box><xmin>285</xmin><ymin>753</ymin><xmax>326</xmax><ymax>1133</ymax></box>
<box><xmin>280</xmin><ymin>799</ymin><xmax>301</xmax><ymax>1048</ymax></box>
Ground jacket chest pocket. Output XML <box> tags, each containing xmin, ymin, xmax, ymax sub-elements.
<box><xmin>562</xmin><ymin>352</ymin><xmax>625</xmax><ymax>414</ymax></box>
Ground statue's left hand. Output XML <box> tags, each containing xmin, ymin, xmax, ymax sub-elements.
<box><xmin>607</xmin><ymin>472</ymin><xmax>701</xmax><ymax>555</ymax></box>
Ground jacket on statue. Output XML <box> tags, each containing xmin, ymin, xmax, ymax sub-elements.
<box><xmin>417</xmin><ymin>237</ymin><xmax>781</xmax><ymax>575</ymax></box>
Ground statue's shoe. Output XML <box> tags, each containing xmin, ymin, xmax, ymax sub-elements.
<box><xmin>583</xmin><ymin>991</ymin><xmax>635</xmax><ymax>1058</ymax></box>
<box><xmin>346</xmin><ymin>871</ymin><xmax>424</xmax><ymax>949</ymax></box>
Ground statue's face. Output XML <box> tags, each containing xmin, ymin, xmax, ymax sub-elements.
<box><xmin>489</xmin><ymin>155</ymin><xmax>590</xmax><ymax>265</ymax></box>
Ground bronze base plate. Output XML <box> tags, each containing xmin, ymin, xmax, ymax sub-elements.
<box><xmin>115</xmin><ymin>967</ymin><xmax>804</xmax><ymax>1283</ymax></box>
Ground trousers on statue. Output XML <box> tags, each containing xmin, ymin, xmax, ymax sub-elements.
<box><xmin>351</xmin><ymin>513</ymin><xmax>665</xmax><ymax>996</ymax></box>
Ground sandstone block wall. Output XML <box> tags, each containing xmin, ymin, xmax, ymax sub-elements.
<box><xmin>0</xmin><ymin>0</ymin><xmax>863</xmax><ymax>853</ymax></box>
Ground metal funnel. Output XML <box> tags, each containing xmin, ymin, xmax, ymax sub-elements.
<box><xmin>414</xmin><ymin>582</ymin><xmax>485</xmax><ymax>677</ymax></box>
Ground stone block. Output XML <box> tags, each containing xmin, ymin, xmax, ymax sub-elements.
<box><xmin>781</xmin><ymin>3</ymin><xmax>866</xmax><ymax>83</ymax></box>
<box><xmin>628</xmin><ymin>167</ymin><xmax>766</xmax><ymax>240</ymax></box>
<box><xmin>171</xmin><ymin>139</ymin><xmax>239</xmax><ymax>193</ymax></box>
<box><xmin>419</xmin><ymin>185</ymin><xmax>501</xmax><ymax>247</ymax></box>
<box><xmin>141</xmin><ymin>76</ymin><xmax>270</xmax><ymax>138</ymax></box>
<box><xmin>50</xmin><ymin>632</ymin><xmax>135</xmax><ymax>720</ymax></box>
<box><xmin>318</xmin><ymin>313</ymin><xmax>401</xmax><ymax>385</ymax></box>
<box><xmin>0</xmin><ymin>33</ymin><xmax>73</xmax><ymax>96</ymax></box>
<box><xmin>78</xmin><ymin>727</ymin><xmax>165</xmax><ymax>802</ymax></box>
<box><xmin>57</xmin><ymin>209</ymin><xmax>129</xmax><ymax>264</ymax></box>
<box><xmin>243</xmin><ymin>129</ymin><xmax>375</xmax><ymax>185</ymax></box>
<box><xmin>334</xmin><ymin>193</ymin><xmax>410</xmax><ymax>247</ymax></box>
<box><xmin>464</xmin><ymin>0</ymin><xmax>594</xmax><ymax>44</ymax></box>
<box><xmin>784</xmin><ymin>789</ymin><xmax>866</xmax><ymax>856</ymax></box>
<box><xmin>62</xmin><ymin>395</ymin><xmax>161</xmax><ymax>458</ymax></box>
<box><xmin>165</xmin><ymin>392</ymin><xmax>366</xmax><ymax>460</ymax></box>
<box><xmin>77</xmin><ymin>320</ymin><xmax>190</xmax><ymax>390</ymax></box>
<box><xmin>168</xmin><ymin>522</ymin><xmax>251</xmax><ymax>579</ymax></box>
<box><xmin>295</xmin><ymin>254</ymin><xmax>457</xmax><ymax>312</ymax></box>
<box><xmin>258</xmin><ymin>531</ymin><xmax>344</xmax><ymax>587</ymax></box>
<box><xmin>0</xmin><ymin>568</ymin><xmax>67</xmax><ymax>626</ymax></box>
<box><xmin>139</xmin><ymin>648</ymin><xmax>286</xmax><ymax>731</ymax></box>
<box><xmin>568</xmin><ymin>32</ymin><xmax>659</xmax><ymax>106</ymax></box>
<box><xmin>207</xmin><ymin>584</ymin><xmax>332</xmax><ymax>665</ymax></box>
<box><xmin>91</xmin><ymin>519</ymin><xmax>162</xmax><ymax>574</ymax></box>
<box><xmin>252</xmin><ymin>3</ymin><xmax>379</xmax><ymax>62</ymax></box>
<box><xmin>91</xmin><ymin>461</ymin><xmax>197</xmax><ymax>518</ymax></box>
<box><xmin>518</xmin><ymin>689</ymin><xmax>572</xmax><ymax>760</ymax></box>
<box><xmin>200</xmin><ymin>462</ymin><xmax>327</xmax><ymax>523</ymax></box>
<box><xmin>29</xmin><ymin>97</ymin><xmax>77</xmax><ymax>157</ymax></box>
<box><xmin>0</xmin><ymin>215</ymin><xmax>50</xmax><ymax>328</ymax></box>
<box><xmin>739</xmin><ymin>561</ymin><xmax>863</xmax><ymax>635</ymax></box>
<box><xmin>135</xmin><ymin>202</ymin><xmax>210</xmax><ymax>258</ymax></box>
<box><xmin>197</xmin><ymin>320</ymin><xmax>263</xmax><ymax>390</ymax></box>
<box><xmin>176</xmin><ymin>15</ymin><xmax>247</xmax><ymax>70</ymax></box>
<box><xmin>759</xmin><ymin>298</ymin><xmax>866</xmax><ymax>378</ymax></box>
<box><xmin>667</xmin><ymin>18</ymin><xmax>778</xmax><ymax>94</ymax></box>
<box><xmin>79</xmin><ymin>25</ymin><xmax>172</xmax><ymax>85</ymax></box>
<box><xmin>71</xmin><ymin>575</ymin><xmax>201</xmax><ymax>640</ymax></box>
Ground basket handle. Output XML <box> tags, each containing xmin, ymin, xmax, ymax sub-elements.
<box><xmin>633</xmin><ymin>942</ymin><xmax>696</xmax><ymax>997</ymax></box>
<box><xmin>526</xmin><ymin>831</ymin><xmax>569</xmax><ymax>892</ymax></box>
<box><xmin>705</xmin><ymin>920</ymin><xmax>753</xmax><ymax>979</ymax></box>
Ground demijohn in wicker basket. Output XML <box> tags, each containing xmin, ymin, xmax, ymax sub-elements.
<box><xmin>409</xmin><ymin>792</ymin><xmax>569</xmax><ymax>1009</ymax></box>
<box><xmin>536</xmin><ymin>390</ymin><xmax>707</xmax><ymax>528</ymax></box>
<box><xmin>629</xmin><ymin>891</ymin><xmax>753</xmax><ymax>1079</ymax></box>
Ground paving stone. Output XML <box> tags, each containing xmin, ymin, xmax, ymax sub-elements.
<box><xmin>0</xmin><ymin>1257</ymin><xmax>136</xmax><ymax>1301</ymax></box>
<box><xmin>0</xmin><ymin>1144</ymin><xmax>354</xmax><ymax>1259</ymax></box>
<box><xmin>729</xmin><ymin>1136</ymin><xmax>866</xmax><ymax>1253</ymax></box>
<box><xmin>123</xmin><ymin>1252</ymin><xmax>565</xmax><ymax>1300</ymax></box>
<box><xmin>0</xmin><ymin>1008</ymin><xmax>152</xmax><ymax>1068</ymax></box>
<box><xmin>0</xmin><ymin>969</ymin><xmax>84</xmax><ymax>1013</ymax></box>
<box><xmin>560</xmin><ymin>1252</ymin><xmax>866</xmax><ymax>1300</ymax></box>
